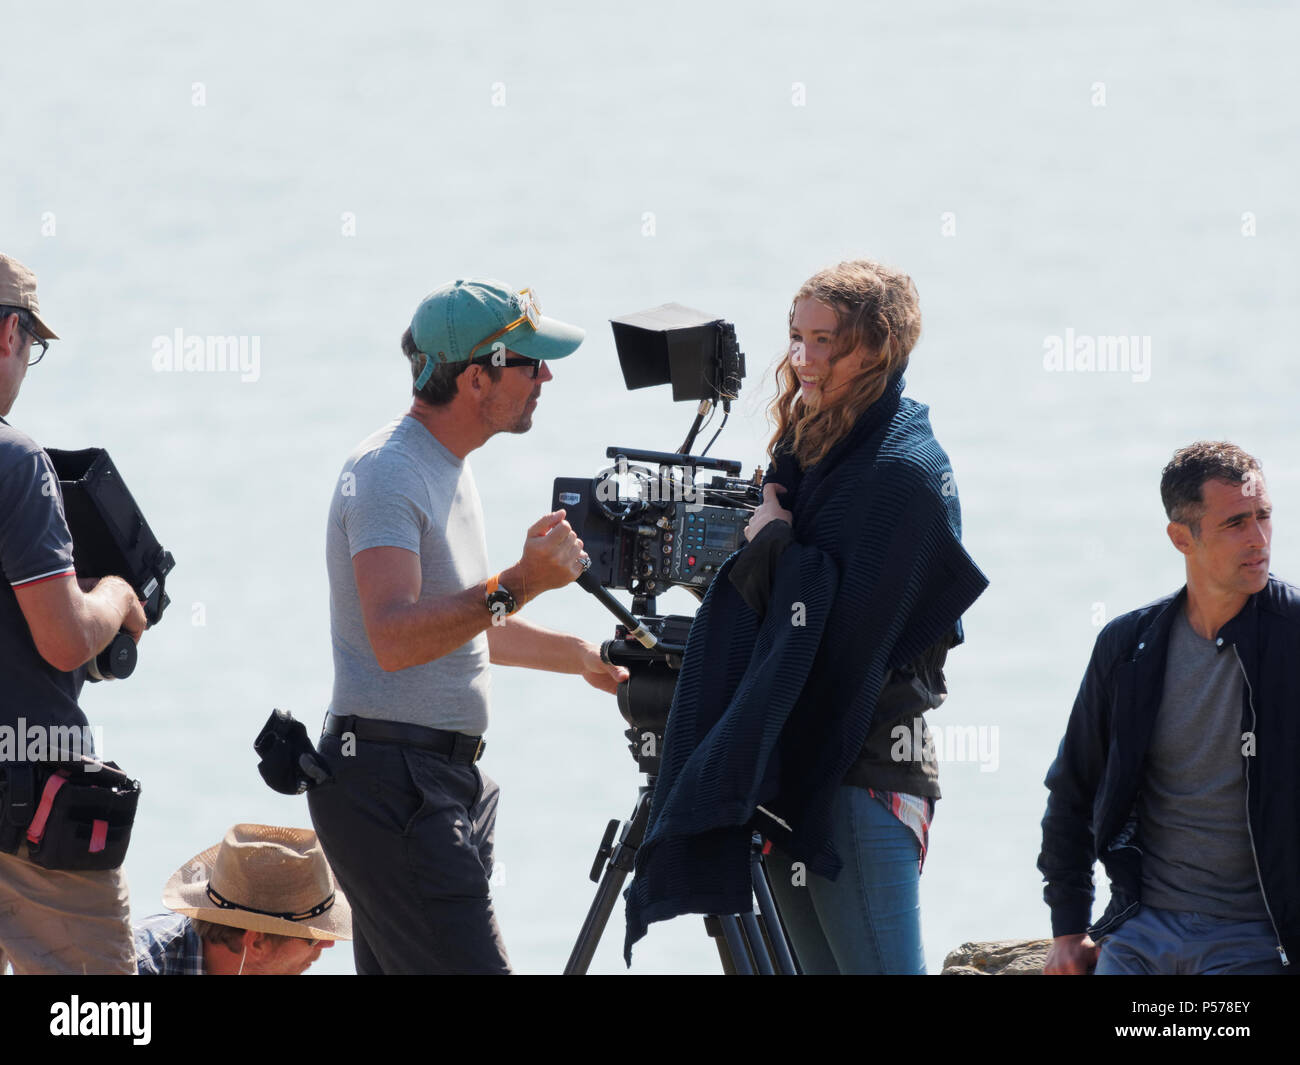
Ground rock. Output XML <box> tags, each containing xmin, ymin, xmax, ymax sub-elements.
<box><xmin>941</xmin><ymin>939</ymin><xmax>1052</xmax><ymax>975</ymax></box>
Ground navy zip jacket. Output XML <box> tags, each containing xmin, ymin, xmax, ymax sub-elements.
<box><xmin>1038</xmin><ymin>578</ymin><xmax>1300</xmax><ymax>967</ymax></box>
<box><xmin>623</xmin><ymin>375</ymin><xmax>988</xmax><ymax>961</ymax></box>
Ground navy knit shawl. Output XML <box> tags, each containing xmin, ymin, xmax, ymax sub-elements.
<box><xmin>623</xmin><ymin>374</ymin><xmax>989</xmax><ymax>961</ymax></box>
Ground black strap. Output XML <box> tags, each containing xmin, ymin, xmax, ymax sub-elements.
<box><xmin>0</xmin><ymin>765</ymin><xmax>38</xmax><ymax>855</ymax></box>
<box><xmin>205</xmin><ymin>883</ymin><xmax>335</xmax><ymax>922</ymax></box>
<box><xmin>323</xmin><ymin>714</ymin><xmax>485</xmax><ymax>765</ymax></box>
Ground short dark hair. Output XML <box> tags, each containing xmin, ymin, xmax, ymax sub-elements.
<box><xmin>401</xmin><ymin>328</ymin><xmax>500</xmax><ymax>407</ymax></box>
<box><xmin>1160</xmin><ymin>440</ymin><xmax>1263</xmax><ymax>537</ymax></box>
<box><xmin>191</xmin><ymin>918</ymin><xmax>298</xmax><ymax>951</ymax></box>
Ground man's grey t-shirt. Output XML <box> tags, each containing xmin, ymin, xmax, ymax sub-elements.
<box><xmin>1138</xmin><ymin>606</ymin><xmax>1268</xmax><ymax>919</ymax></box>
<box><xmin>326</xmin><ymin>416</ymin><xmax>491</xmax><ymax>734</ymax></box>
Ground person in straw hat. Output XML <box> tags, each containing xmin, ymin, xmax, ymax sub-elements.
<box><xmin>134</xmin><ymin>824</ymin><xmax>351</xmax><ymax>975</ymax></box>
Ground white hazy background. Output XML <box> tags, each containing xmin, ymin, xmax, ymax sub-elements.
<box><xmin>3</xmin><ymin>1</ymin><xmax>1297</xmax><ymax>975</ymax></box>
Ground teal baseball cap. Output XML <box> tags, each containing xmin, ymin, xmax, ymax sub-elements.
<box><xmin>409</xmin><ymin>278</ymin><xmax>585</xmax><ymax>388</ymax></box>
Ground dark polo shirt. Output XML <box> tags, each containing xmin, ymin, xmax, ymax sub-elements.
<box><xmin>0</xmin><ymin>416</ymin><xmax>86</xmax><ymax>734</ymax></box>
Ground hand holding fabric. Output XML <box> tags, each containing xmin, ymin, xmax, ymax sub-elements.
<box><xmin>745</xmin><ymin>483</ymin><xmax>793</xmax><ymax>542</ymax></box>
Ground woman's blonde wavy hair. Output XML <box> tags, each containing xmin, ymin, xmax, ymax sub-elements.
<box><xmin>765</xmin><ymin>259</ymin><xmax>922</xmax><ymax>470</ymax></box>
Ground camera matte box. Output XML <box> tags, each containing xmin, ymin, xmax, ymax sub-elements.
<box><xmin>609</xmin><ymin>304</ymin><xmax>724</xmax><ymax>402</ymax></box>
<box><xmin>46</xmin><ymin>447</ymin><xmax>175</xmax><ymax>626</ymax></box>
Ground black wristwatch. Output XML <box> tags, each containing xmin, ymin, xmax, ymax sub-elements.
<box><xmin>485</xmin><ymin>573</ymin><xmax>518</xmax><ymax>616</ymax></box>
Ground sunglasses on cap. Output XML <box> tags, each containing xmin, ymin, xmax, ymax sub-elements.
<box><xmin>466</xmin><ymin>288</ymin><xmax>542</xmax><ymax>362</ymax></box>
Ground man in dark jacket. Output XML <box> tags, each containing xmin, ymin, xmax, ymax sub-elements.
<box><xmin>1040</xmin><ymin>441</ymin><xmax>1297</xmax><ymax>975</ymax></box>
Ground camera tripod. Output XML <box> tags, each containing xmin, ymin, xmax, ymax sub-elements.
<box><xmin>561</xmin><ymin>523</ymin><xmax>798</xmax><ymax>974</ymax></box>
<box><xmin>564</xmin><ymin>757</ymin><xmax>798</xmax><ymax>975</ymax></box>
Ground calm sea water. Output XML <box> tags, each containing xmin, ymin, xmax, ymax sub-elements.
<box><xmin>3</xmin><ymin>1</ymin><xmax>1297</xmax><ymax>974</ymax></box>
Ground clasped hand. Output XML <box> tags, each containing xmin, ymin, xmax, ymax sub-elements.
<box><xmin>744</xmin><ymin>482</ymin><xmax>793</xmax><ymax>542</ymax></box>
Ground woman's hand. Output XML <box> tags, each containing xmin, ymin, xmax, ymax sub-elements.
<box><xmin>744</xmin><ymin>482</ymin><xmax>793</xmax><ymax>542</ymax></box>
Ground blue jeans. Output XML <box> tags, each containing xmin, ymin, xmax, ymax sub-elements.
<box><xmin>765</xmin><ymin>786</ymin><xmax>925</xmax><ymax>974</ymax></box>
<box><xmin>1096</xmin><ymin>905</ymin><xmax>1288</xmax><ymax>975</ymax></box>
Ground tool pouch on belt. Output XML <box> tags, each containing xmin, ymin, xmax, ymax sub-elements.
<box><xmin>254</xmin><ymin>708</ymin><xmax>332</xmax><ymax>795</ymax></box>
<box><xmin>22</xmin><ymin>759</ymin><xmax>141</xmax><ymax>871</ymax></box>
<box><xmin>0</xmin><ymin>764</ymin><xmax>37</xmax><ymax>855</ymax></box>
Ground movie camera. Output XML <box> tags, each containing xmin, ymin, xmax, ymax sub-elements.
<box><xmin>558</xmin><ymin>305</ymin><xmax>797</xmax><ymax>975</ymax></box>
<box><xmin>551</xmin><ymin>303</ymin><xmax>763</xmax><ymax>769</ymax></box>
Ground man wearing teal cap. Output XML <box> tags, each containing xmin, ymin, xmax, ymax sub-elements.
<box><xmin>308</xmin><ymin>278</ymin><xmax>628</xmax><ymax>974</ymax></box>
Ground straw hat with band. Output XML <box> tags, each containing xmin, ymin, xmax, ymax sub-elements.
<box><xmin>162</xmin><ymin>823</ymin><xmax>351</xmax><ymax>941</ymax></box>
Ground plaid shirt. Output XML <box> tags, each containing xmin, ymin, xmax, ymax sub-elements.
<box><xmin>134</xmin><ymin>912</ymin><xmax>206</xmax><ymax>975</ymax></box>
<box><xmin>867</xmin><ymin>789</ymin><xmax>935</xmax><ymax>871</ymax></box>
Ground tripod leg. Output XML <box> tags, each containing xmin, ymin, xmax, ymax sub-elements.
<box><xmin>564</xmin><ymin>856</ymin><xmax>631</xmax><ymax>975</ymax></box>
<box><xmin>752</xmin><ymin>845</ymin><xmax>798</xmax><ymax>974</ymax></box>
<box><xmin>739</xmin><ymin>910</ymin><xmax>775</xmax><ymax>974</ymax></box>
<box><xmin>704</xmin><ymin>914</ymin><xmax>755</xmax><ymax>974</ymax></box>
<box><xmin>564</xmin><ymin>787</ymin><xmax>653</xmax><ymax>974</ymax></box>
<box><xmin>702</xmin><ymin>916</ymin><xmax>736</xmax><ymax>974</ymax></box>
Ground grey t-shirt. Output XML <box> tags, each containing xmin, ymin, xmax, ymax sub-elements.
<box><xmin>326</xmin><ymin>416</ymin><xmax>491</xmax><ymax>734</ymax></box>
<box><xmin>1138</xmin><ymin>606</ymin><xmax>1268</xmax><ymax>919</ymax></box>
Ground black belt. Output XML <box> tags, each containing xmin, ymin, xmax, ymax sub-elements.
<box><xmin>323</xmin><ymin>714</ymin><xmax>485</xmax><ymax>765</ymax></box>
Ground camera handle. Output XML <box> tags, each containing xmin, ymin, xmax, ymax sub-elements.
<box><xmin>86</xmin><ymin>630</ymin><xmax>137</xmax><ymax>683</ymax></box>
<box><xmin>574</xmin><ymin>561</ymin><xmax>686</xmax><ymax>656</ymax></box>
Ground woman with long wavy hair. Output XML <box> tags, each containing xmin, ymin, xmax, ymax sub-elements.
<box><xmin>747</xmin><ymin>259</ymin><xmax>981</xmax><ymax>972</ymax></box>
<box><xmin>624</xmin><ymin>259</ymin><xmax>986</xmax><ymax>974</ymax></box>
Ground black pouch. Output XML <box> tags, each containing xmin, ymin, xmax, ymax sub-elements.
<box><xmin>0</xmin><ymin>765</ymin><xmax>38</xmax><ymax>854</ymax></box>
<box><xmin>24</xmin><ymin>760</ymin><xmax>141</xmax><ymax>871</ymax></box>
<box><xmin>254</xmin><ymin>708</ymin><xmax>332</xmax><ymax>795</ymax></box>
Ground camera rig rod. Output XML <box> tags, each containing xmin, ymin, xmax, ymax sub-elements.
<box><xmin>576</xmin><ymin>565</ymin><xmax>686</xmax><ymax>652</ymax></box>
<box><xmin>604</xmin><ymin>446</ymin><xmax>741</xmax><ymax>477</ymax></box>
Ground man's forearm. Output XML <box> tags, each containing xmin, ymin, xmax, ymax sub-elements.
<box><xmin>70</xmin><ymin>577</ymin><xmax>137</xmax><ymax>667</ymax></box>
<box><xmin>364</xmin><ymin>555</ymin><xmax>551</xmax><ymax>672</ymax></box>
<box><xmin>373</xmin><ymin>579</ymin><xmax>496</xmax><ymax>672</ymax></box>
<box><xmin>486</xmin><ymin>613</ymin><xmax>584</xmax><ymax>673</ymax></box>
<box><xmin>82</xmin><ymin>581</ymin><xmax>127</xmax><ymax>635</ymax></box>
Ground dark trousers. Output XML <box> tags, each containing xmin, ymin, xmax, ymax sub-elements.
<box><xmin>307</xmin><ymin>730</ymin><xmax>511</xmax><ymax>974</ymax></box>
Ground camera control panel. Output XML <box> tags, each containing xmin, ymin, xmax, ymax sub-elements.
<box><xmin>631</xmin><ymin>505</ymin><xmax>748</xmax><ymax>589</ymax></box>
